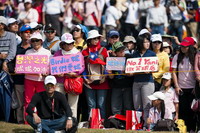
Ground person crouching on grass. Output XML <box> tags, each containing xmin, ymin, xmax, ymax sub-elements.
<box><xmin>26</xmin><ymin>75</ymin><xmax>77</xmax><ymax>133</ymax></box>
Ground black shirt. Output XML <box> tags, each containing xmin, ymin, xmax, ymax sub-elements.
<box><xmin>12</xmin><ymin>44</ymin><xmax>31</xmax><ymax>84</ymax></box>
<box><xmin>26</xmin><ymin>91</ymin><xmax>72</xmax><ymax>120</ymax></box>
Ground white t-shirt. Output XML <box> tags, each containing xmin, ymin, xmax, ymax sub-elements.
<box><xmin>169</xmin><ymin>1</ymin><xmax>185</xmax><ymax>21</ymax></box>
<box><xmin>18</xmin><ymin>8</ymin><xmax>39</xmax><ymax>23</ymax></box>
<box><xmin>105</xmin><ymin>6</ymin><xmax>121</xmax><ymax>27</ymax></box>
<box><xmin>125</xmin><ymin>2</ymin><xmax>139</xmax><ymax>25</ymax></box>
<box><xmin>171</xmin><ymin>54</ymin><xmax>196</xmax><ymax>89</ymax></box>
<box><xmin>42</xmin><ymin>0</ymin><xmax>65</xmax><ymax>15</ymax></box>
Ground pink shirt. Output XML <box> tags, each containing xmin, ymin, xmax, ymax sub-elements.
<box><xmin>172</xmin><ymin>54</ymin><xmax>196</xmax><ymax>89</ymax></box>
<box><xmin>25</xmin><ymin>47</ymin><xmax>51</xmax><ymax>81</ymax></box>
<box><xmin>195</xmin><ymin>52</ymin><xmax>200</xmax><ymax>76</ymax></box>
<box><xmin>163</xmin><ymin>87</ymin><xmax>179</xmax><ymax>115</ymax></box>
<box><xmin>83</xmin><ymin>0</ymin><xmax>101</xmax><ymax>26</ymax></box>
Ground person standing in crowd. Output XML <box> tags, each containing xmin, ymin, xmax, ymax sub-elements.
<box><xmin>29</xmin><ymin>22</ymin><xmax>43</xmax><ymax>34</ymax></box>
<box><xmin>123</xmin><ymin>35</ymin><xmax>136</xmax><ymax>56</ymax></box>
<box><xmin>150</xmin><ymin>34</ymin><xmax>170</xmax><ymax>91</ymax></box>
<box><xmin>42</xmin><ymin>0</ymin><xmax>65</xmax><ymax>36</ymax></box>
<box><xmin>109</xmin><ymin>42</ymin><xmax>133</xmax><ymax>115</ymax></box>
<box><xmin>7</xmin><ymin>18</ymin><xmax>22</xmax><ymax>45</ymax></box>
<box><xmin>54</xmin><ymin>33</ymin><xmax>84</xmax><ymax>119</ymax></box>
<box><xmin>105</xmin><ymin>29</ymin><xmax>120</xmax><ymax>56</ymax></box>
<box><xmin>124</xmin><ymin>0</ymin><xmax>139</xmax><ymax>38</ymax></box>
<box><xmin>71</xmin><ymin>24</ymin><xmax>88</xmax><ymax>51</ymax></box>
<box><xmin>24</xmin><ymin>32</ymin><xmax>51</xmax><ymax>118</ymax></box>
<box><xmin>26</xmin><ymin>75</ymin><xmax>77</xmax><ymax>133</ymax></box>
<box><xmin>161</xmin><ymin>73</ymin><xmax>179</xmax><ymax>120</ymax></box>
<box><xmin>0</xmin><ymin>16</ymin><xmax>16</xmax><ymax>73</ymax></box>
<box><xmin>172</xmin><ymin>37</ymin><xmax>196</xmax><ymax>132</ymax></box>
<box><xmin>18</xmin><ymin>0</ymin><xmax>39</xmax><ymax>24</ymax></box>
<box><xmin>82</xmin><ymin>30</ymin><xmax>110</xmax><ymax>119</ymax></box>
<box><xmin>12</xmin><ymin>25</ymin><xmax>32</xmax><ymax>124</ymax></box>
<box><xmin>185</xmin><ymin>0</ymin><xmax>199</xmax><ymax>38</ymax></box>
<box><xmin>43</xmin><ymin>24</ymin><xmax>60</xmax><ymax>55</ymax></box>
<box><xmin>132</xmin><ymin>34</ymin><xmax>156</xmax><ymax>129</ymax></box>
<box><xmin>104</xmin><ymin>0</ymin><xmax>121</xmax><ymax>34</ymax></box>
<box><xmin>82</xmin><ymin>0</ymin><xmax>102</xmax><ymax>31</ymax></box>
<box><xmin>167</xmin><ymin>0</ymin><xmax>185</xmax><ymax>42</ymax></box>
<box><xmin>138</xmin><ymin>0</ymin><xmax>154</xmax><ymax>29</ymax></box>
<box><xmin>146</xmin><ymin>0</ymin><xmax>168</xmax><ymax>35</ymax></box>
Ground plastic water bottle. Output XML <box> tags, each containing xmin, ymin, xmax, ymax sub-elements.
<box><xmin>36</xmin><ymin>123</ymin><xmax>42</xmax><ymax>133</ymax></box>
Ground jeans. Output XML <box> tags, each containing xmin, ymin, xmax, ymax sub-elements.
<box><xmin>111</xmin><ymin>88</ymin><xmax>133</xmax><ymax>115</ymax></box>
<box><xmin>132</xmin><ymin>82</ymin><xmax>155</xmax><ymax>127</ymax></box>
<box><xmin>150</xmin><ymin>25</ymin><xmax>164</xmax><ymax>35</ymax></box>
<box><xmin>168</xmin><ymin>21</ymin><xmax>183</xmax><ymax>42</ymax></box>
<box><xmin>84</xmin><ymin>87</ymin><xmax>107</xmax><ymax>119</ymax></box>
<box><xmin>27</xmin><ymin>115</ymin><xmax>67</xmax><ymax>133</ymax></box>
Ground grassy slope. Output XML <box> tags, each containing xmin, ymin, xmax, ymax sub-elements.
<box><xmin>0</xmin><ymin>121</ymin><xmax>177</xmax><ymax>133</ymax></box>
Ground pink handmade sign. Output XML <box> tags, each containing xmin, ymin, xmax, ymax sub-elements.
<box><xmin>106</xmin><ymin>57</ymin><xmax>126</xmax><ymax>70</ymax></box>
<box><xmin>15</xmin><ymin>55</ymin><xmax>49</xmax><ymax>74</ymax></box>
<box><xmin>50</xmin><ymin>52</ymin><xmax>85</xmax><ymax>75</ymax></box>
<box><xmin>125</xmin><ymin>57</ymin><xmax>158</xmax><ymax>73</ymax></box>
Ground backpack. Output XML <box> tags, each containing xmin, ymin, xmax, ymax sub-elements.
<box><xmin>153</xmin><ymin>119</ymin><xmax>176</xmax><ymax>131</ymax></box>
<box><xmin>86</xmin><ymin>47</ymin><xmax>106</xmax><ymax>85</ymax></box>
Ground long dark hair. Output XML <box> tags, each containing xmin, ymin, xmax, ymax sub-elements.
<box><xmin>160</xmin><ymin>100</ymin><xmax>165</xmax><ymax>119</ymax></box>
<box><xmin>177</xmin><ymin>45</ymin><xmax>196</xmax><ymax>67</ymax></box>
<box><xmin>136</xmin><ymin>34</ymin><xmax>150</xmax><ymax>53</ymax></box>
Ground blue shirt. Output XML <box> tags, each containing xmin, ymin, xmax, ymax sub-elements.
<box><xmin>132</xmin><ymin>49</ymin><xmax>156</xmax><ymax>82</ymax></box>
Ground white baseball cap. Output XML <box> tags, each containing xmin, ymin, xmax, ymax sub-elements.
<box><xmin>30</xmin><ymin>32</ymin><xmax>43</xmax><ymax>41</ymax></box>
<box><xmin>0</xmin><ymin>16</ymin><xmax>8</xmax><ymax>26</ymax></box>
<box><xmin>138</xmin><ymin>29</ymin><xmax>151</xmax><ymax>36</ymax></box>
<box><xmin>163</xmin><ymin>42</ymin><xmax>170</xmax><ymax>47</ymax></box>
<box><xmin>8</xmin><ymin>18</ymin><xmax>18</xmax><ymax>25</ymax></box>
<box><xmin>61</xmin><ymin>33</ymin><xmax>74</xmax><ymax>43</ymax></box>
<box><xmin>24</xmin><ymin>0</ymin><xmax>32</xmax><ymax>3</ymax></box>
<box><xmin>148</xmin><ymin>91</ymin><xmax>165</xmax><ymax>100</ymax></box>
<box><xmin>162</xmin><ymin>72</ymin><xmax>172</xmax><ymax>79</ymax></box>
<box><xmin>44</xmin><ymin>75</ymin><xmax>57</xmax><ymax>85</ymax></box>
<box><xmin>87</xmin><ymin>30</ymin><xmax>102</xmax><ymax>40</ymax></box>
<box><xmin>151</xmin><ymin>34</ymin><xmax>162</xmax><ymax>42</ymax></box>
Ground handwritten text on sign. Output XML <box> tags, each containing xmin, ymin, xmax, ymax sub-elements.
<box><xmin>125</xmin><ymin>57</ymin><xmax>158</xmax><ymax>73</ymax></box>
<box><xmin>106</xmin><ymin>57</ymin><xmax>126</xmax><ymax>70</ymax></box>
<box><xmin>15</xmin><ymin>55</ymin><xmax>49</xmax><ymax>74</ymax></box>
<box><xmin>50</xmin><ymin>53</ymin><xmax>84</xmax><ymax>75</ymax></box>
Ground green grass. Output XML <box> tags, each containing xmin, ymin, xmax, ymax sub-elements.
<box><xmin>0</xmin><ymin>121</ymin><xmax>178</xmax><ymax>133</ymax></box>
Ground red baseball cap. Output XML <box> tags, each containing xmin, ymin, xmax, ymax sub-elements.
<box><xmin>180</xmin><ymin>37</ymin><xmax>195</xmax><ymax>47</ymax></box>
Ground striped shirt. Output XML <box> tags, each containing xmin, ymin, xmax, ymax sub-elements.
<box><xmin>0</xmin><ymin>31</ymin><xmax>17</xmax><ymax>62</ymax></box>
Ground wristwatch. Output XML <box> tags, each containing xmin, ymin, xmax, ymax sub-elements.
<box><xmin>67</xmin><ymin>117</ymin><xmax>72</xmax><ymax>120</ymax></box>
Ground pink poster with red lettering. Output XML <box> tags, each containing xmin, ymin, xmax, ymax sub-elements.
<box><xmin>15</xmin><ymin>55</ymin><xmax>49</xmax><ymax>74</ymax></box>
<box><xmin>125</xmin><ymin>57</ymin><xmax>158</xmax><ymax>73</ymax></box>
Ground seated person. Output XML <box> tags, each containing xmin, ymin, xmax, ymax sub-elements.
<box><xmin>26</xmin><ymin>75</ymin><xmax>77</xmax><ymax>133</ymax></box>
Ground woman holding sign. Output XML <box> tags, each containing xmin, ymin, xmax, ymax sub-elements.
<box><xmin>53</xmin><ymin>33</ymin><xmax>84</xmax><ymax>119</ymax></box>
<box><xmin>150</xmin><ymin>34</ymin><xmax>170</xmax><ymax>91</ymax></box>
<box><xmin>132</xmin><ymin>34</ymin><xmax>156</xmax><ymax>129</ymax></box>
<box><xmin>24</xmin><ymin>32</ymin><xmax>51</xmax><ymax>119</ymax></box>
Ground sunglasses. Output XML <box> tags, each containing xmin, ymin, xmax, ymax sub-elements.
<box><xmin>62</xmin><ymin>42</ymin><xmax>74</xmax><ymax>45</ymax></box>
<box><xmin>152</xmin><ymin>41</ymin><xmax>162</xmax><ymax>44</ymax></box>
<box><xmin>45</xmin><ymin>30</ymin><xmax>55</xmax><ymax>34</ymax></box>
<box><xmin>31</xmin><ymin>39</ymin><xmax>40</xmax><ymax>43</ymax></box>
<box><xmin>72</xmin><ymin>29</ymin><xmax>81</xmax><ymax>32</ymax></box>
<box><xmin>111</xmin><ymin>35</ymin><xmax>119</xmax><ymax>39</ymax></box>
<box><xmin>91</xmin><ymin>37</ymin><xmax>100</xmax><ymax>40</ymax></box>
<box><xmin>23</xmin><ymin>30</ymin><xmax>31</xmax><ymax>33</ymax></box>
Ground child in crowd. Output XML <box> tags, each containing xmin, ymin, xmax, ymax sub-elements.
<box><xmin>108</xmin><ymin>42</ymin><xmax>133</xmax><ymax>115</ymax></box>
<box><xmin>160</xmin><ymin>73</ymin><xmax>179</xmax><ymax>120</ymax></box>
<box><xmin>147</xmin><ymin>91</ymin><xmax>166</xmax><ymax>130</ymax></box>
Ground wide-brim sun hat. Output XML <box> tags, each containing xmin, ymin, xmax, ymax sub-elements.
<box><xmin>87</xmin><ymin>30</ymin><xmax>102</xmax><ymax>40</ymax></box>
<box><xmin>148</xmin><ymin>91</ymin><xmax>165</xmax><ymax>101</ymax></box>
